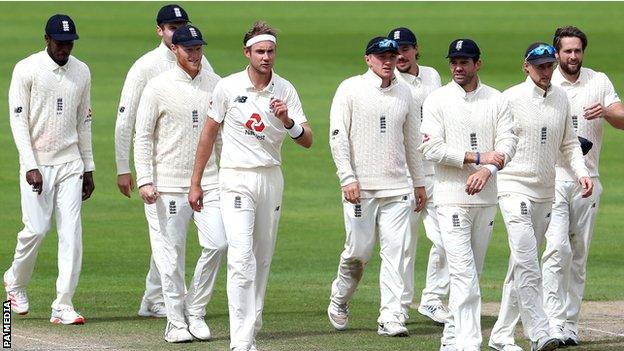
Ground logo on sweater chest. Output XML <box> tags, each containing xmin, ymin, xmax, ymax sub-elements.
<box><xmin>192</xmin><ymin>110</ymin><xmax>199</xmax><ymax>129</ymax></box>
<box><xmin>56</xmin><ymin>98</ymin><xmax>63</xmax><ymax>115</ymax></box>
<box><xmin>540</xmin><ymin>127</ymin><xmax>548</xmax><ymax>144</ymax></box>
<box><xmin>571</xmin><ymin>115</ymin><xmax>578</xmax><ymax>131</ymax></box>
<box><xmin>470</xmin><ymin>132</ymin><xmax>478</xmax><ymax>151</ymax></box>
<box><xmin>380</xmin><ymin>115</ymin><xmax>387</xmax><ymax>133</ymax></box>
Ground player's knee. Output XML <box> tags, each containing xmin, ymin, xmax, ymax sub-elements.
<box><xmin>24</xmin><ymin>222</ymin><xmax>51</xmax><ymax>239</ymax></box>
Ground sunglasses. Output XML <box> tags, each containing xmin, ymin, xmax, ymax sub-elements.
<box><xmin>367</xmin><ymin>39</ymin><xmax>398</xmax><ymax>52</ymax></box>
<box><xmin>525</xmin><ymin>44</ymin><xmax>555</xmax><ymax>61</ymax></box>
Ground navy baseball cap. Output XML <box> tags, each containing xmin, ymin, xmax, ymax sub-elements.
<box><xmin>388</xmin><ymin>27</ymin><xmax>417</xmax><ymax>46</ymax></box>
<box><xmin>172</xmin><ymin>25</ymin><xmax>206</xmax><ymax>46</ymax></box>
<box><xmin>447</xmin><ymin>38</ymin><xmax>480</xmax><ymax>58</ymax></box>
<box><xmin>156</xmin><ymin>4</ymin><xmax>189</xmax><ymax>24</ymax></box>
<box><xmin>45</xmin><ymin>14</ymin><xmax>79</xmax><ymax>41</ymax></box>
<box><xmin>525</xmin><ymin>42</ymin><xmax>557</xmax><ymax>65</ymax></box>
<box><xmin>365</xmin><ymin>37</ymin><xmax>399</xmax><ymax>55</ymax></box>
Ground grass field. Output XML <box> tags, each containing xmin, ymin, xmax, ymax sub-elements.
<box><xmin>1</xmin><ymin>2</ymin><xmax>624</xmax><ymax>350</ymax></box>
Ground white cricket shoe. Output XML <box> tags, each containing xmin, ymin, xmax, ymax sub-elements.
<box><xmin>50</xmin><ymin>307</ymin><xmax>85</xmax><ymax>325</ymax></box>
<box><xmin>531</xmin><ymin>336</ymin><xmax>559</xmax><ymax>351</ymax></box>
<box><xmin>398</xmin><ymin>312</ymin><xmax>409</xmax><ymax>324</ymax></box>
<box><xmin>440</xmin><ymin>344</ymin><xmax>458</xmax><ymax>351</ymax></box>
<box><xmin>164</xmin><ymin>322</ymin><xmax>193</xmax><ymax>343</ymax></box>
<box><xmin>250</xmin><ymin>339</ymin><xmax>258</xmax><ymax>351</ymax></box>
<box><xmin>377</xmin><ymin>321</ymin><xmax>408</xmax><ymax>337</ymax></box>
<box><xmin>138</xmin><ymin>299</ymin><xmax>167</xmax><ymax>318</ymax></box>
<box><xmin>550</xmin><ymin>325</ymin><xmax>566</xmax><ymax>345</ymax></box>
<box><xmin>563</xmin><ymin>327</ymin><xmax>579</xmax><ymax>346</ymax></box>
<box><xmin>488</xmin><ymin>340</ymin><xmax>523</xmax><ymax>351</ymax></box>
<box><xmin>327</xmin><ymin>302</ymin><xmax>349</xmax><ymax>331</ymax></box>
<box><xmin>187</xmin><ymin>315</ymin><xmax>212</xmax><ymax>341</ymax></box>
<box><xmin>418</xmin><ymin>304</ymin><xmax>452</xmax><ymax>324</ymax></box>
<box><xmin>4</xmin><ymin>272</ymin><xmax>28</xmax><ymax>315</ymax></box>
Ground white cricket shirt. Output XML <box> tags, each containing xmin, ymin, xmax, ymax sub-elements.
<box><xmin>9</xmin><ymin>50</ymin><xmax>94</xmax><ymax>172</ymax></box>
<box><xmin>115</xmin><ymin>42</ymin><xmax>213</xmax><ymax>175</ymax></box>
<box><xmin>552</xmin><ymin>67</ymin><xmax>620</xmax><ymax>181</ymax></box>
<box><xmin>134</xmin><ymin>65</ymin><xmax>220</xmax><ymax>192</ymax></box>
<box><xmin>208</xmin><ymin>67</ymin><xmax>307</xmax><ymax>169</ymax></box>
<box><xmin>498</xmin><ymin>77</ymin><xmax>589</xmax><ymax>201</ymax></box>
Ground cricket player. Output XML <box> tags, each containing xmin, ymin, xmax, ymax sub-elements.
<box><xmin>327</xmin><ymin>36</ymin><xmax>426</xmax><ymax>337</ymax></box>
<box><xmin>134</xmin><ymin>25</ymin><xmax>225</xmax><ymax>343</ymax></box>
<box><xmin>188</xmin><ymin>21</ymin><xmax>313</xmax><ymax>351</ymax></box>
<box><xmin>419</xmin><ymin>39</ymin><xmax>517</xmax><ymax>351</ymax></box>
<box><xmin>5</xmin><ymin>14</ymin><xmax>94</xmax><ymax>325</ymax></box>
<box><xmin>114</xmin><ymin>4</ymin><xmax>214</xmax><ymax>318</ymax></box>
<box><xmin>541</xmin><ymin>26</ymin><xmax>624</xmax><ymax>346</ymax></box>
<box><xmin>488</xmin><ymin>42</ymin><xmax>593</xmax><ymax>351</ymax></box>
<box><xmin>388</xmin><ymin>26</ymin><xmax>450</xmax><ymax>324</ymax></box>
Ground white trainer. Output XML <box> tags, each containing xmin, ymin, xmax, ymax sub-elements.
<box><xmin>137</xmin><ymin>299</ymin><xmax>166</xmax><ymax>318</ymax></box>
<box><xmin>187</xmin><ymin>315</ymin><xmax>212</xmax><ymax>341</ymax></box>
<box><xmin>377</xmin><ymin>321</ymin><xmax>408</xmax><ymax>337</ymax></box>
<box><xmin>531</xmin><ymin>336</ymin><xmax>559</xmax><ymax>351</ymax></box>
<box><xmin>563</xmin><ymin>327</ymin><xmax>579</xmax><ymax>346</ymax></box>
<box><xmin>440</xmin><ymin>344</ymin><xmax>458</xmax><ymax>351</ymax></box>
<box><xmin>164</xmin><ymin>322</ymin><xmax>193</xmax><ymax>343</ymax></box>
<box><xmin>488</xmin><ymin>340</ymin><xmax>523</xmax><ymax>351</ymax></box>
<box><xmin>4</xmin><ymin>272</ymin><xmax>28</xmax><ymax>315</ymax></box>
<box><xmin>50</xmin><ymin>307</ymin><xmax>85</xmax><ymax>325</ymax></box>
<box><xmin>250</xmin><ymin>339</ymin><xmax>258</xmax><ymax>351</ymax></box>
<box><xmin>327</xmin><ymin>302</ymin><xmax>349</xmax><ymax>331</ymax></box>
<box><xmin>550</xmin><ymin>325</ymin><xmax>566</xmax><ymax>345</ymax></box>
<box><xmin>398</xmin><ymin>312</ymin><xmax>409</xmax><ymax>324</ymax></box>
<box><xmin>418</xmin><ymin>304</ymin><xmax>452</xmax><ymax>324</ymax></box>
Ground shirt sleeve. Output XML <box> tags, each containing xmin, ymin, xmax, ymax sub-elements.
<box><xmin>601</xmin><ymin>72</ymin><xmax>620</xmax><ymax>107</ymax></box>
<box><xmin>76</xmin><ymin>68</ymin><xmax>95</xmax><ymax>172</ymax></box>
<box><xmin>560</xmin><ymin>101</ymin><xmax>590</xmax><ymax>179</ymax></box>
<box><xmin>207</xmin><ymin>81</ymin><xmax>228</xmax><ymax>123</ymax></box>
<box><xmin>405</xmin><ymin>97</ymin><xmax>425</xmax><ymax>187</ymax></box>
<box><xmin>284</xmin><ymin>82</ymin><xmax>307</xmax><ymax>125</ymax></box>
<box><xmin>418</xmin><ymin>94</ymin><xmax>466</xmax><ymax>168</ymax></box>
<box><xmin>329</xmin><ymin>81</ymin><xmax>357</xmax><ymax>187</ymax></box>
<box><xmin>494</xmin><ymin>95</ymin><xmax>518</xmax><ymax>165</ymax></box>
<box><xmin>201</xmin><ymin>55</ymin><xmax>214</xmax><ymax>73</ymax></box>
<box><xmin>133</xmin><ymin>83</ymin><xmax>159</xmax><ymax>188</ymax></box>
<box><xmin>114</xmin><ymin>62</ymin><xmax>148</xmax><ymax>175</ymax></box>
<box><xmin>8</xmin><ymin>61</ymin><xmax>38</xmax><ymax>171</ymax></box>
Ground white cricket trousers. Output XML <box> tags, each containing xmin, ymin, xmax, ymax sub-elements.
<box><xmin>542</xmin><ymin>178</ymin><xmax>602</xmax><ymax>333</ymax></box>
<box><xmin>330</xmin><ymin>194</ymin><xmax>412</xmax><ymax>324</ymax></box>
<box><xmin>141</xmin><ymin>253</ymin><xmax>164</xmax><ymax>306</ymax></box>
<box><xmin>419</xmin><ymin>175</ymin><xmax>448</xmax><ymax>307</ymax></box>
<box><xmin>401</xmin><ymin>189</ymin><xmax>421</xmax><ymax>317</ymax></box>
<box><xmin>4</xmin><ymin>159</ymin><xmax>84</xmax><ymax>310</ymax></box>
<box><xmin>437</xmin><ymin>205</ymin><xmax>496</xmax><ymax>350</ymax></box>
<box><xmin>219</xmin><ymin>167</ymin><xmax>283</xmax><ymax>351</ymax></box>
<box><xmin>490</xmin><ymin>194</ymin><xmax>552</xmax><ymax>346</ymax></box>
<box><xmin>144</xmin><ymin>188</ymin><xmax>226</xmax><ymax>329</ymax></box>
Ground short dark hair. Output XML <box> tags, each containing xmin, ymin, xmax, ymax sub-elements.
<box><xmin>553</xmin><ymin>26</ymin><xmax>588</xmax><ymax>51</ymax></box>
<box><xmin>243</xmin><ymin>21</ymin><xmax>277</xmax><ymax>46</ymax></box>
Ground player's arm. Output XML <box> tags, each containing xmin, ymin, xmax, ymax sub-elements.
<box><xmin>492</xmin><ymin>95</ymin><xmax>519</xmax><ymax>169</ymax></box>
<box><xmin>133</xmin><ymin>85</ymin><xmax>160</xmax><ymax>205</ymax></box>
<box><xmin>270</xmin><ymin>87</ymin><xmax>313</xmax><ymax>148</ymax></box>
<box><xmin>8</xmin><ymin>62</ymin><xmax>42</xmax><ymax>194</ymax></box>
<box><xmin>114</xmin><ymin>64</ymin><xmax>147</xmax><ymax>197</ymax></box>
<box><xmin>189</xmin><ymin>118</ymin><xmax>220</xmax><ymax>211</ymax></box>
<box><xmin>560</xmin><ymin>103</ymin><xmax>593</xmax><ymax>197</ymax></box>
<box><xmin>404</xmin><ymin>97</ymin><xmax>426</xmax><ymax>212</ymax></box>
<box><xmin>76</xmin><ymin>68</ymin><xmax>95</xmax><ymax>201</ymax></box>
<box><xmin>604</xmin><ymin>102</ymin><xmax>624</xmax><ymax>130</ymax></box>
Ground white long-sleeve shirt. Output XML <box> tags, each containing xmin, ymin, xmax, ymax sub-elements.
<box><xmin>115</xmin><ymin>42</ymin><xmax>213</xmax><ymax>175</ymax></box>
<box><xmin>498</xmin><ymin>77</ymin><xmax>589</xmax><ymax>201</ymax></box>
<box><xmin>134</xmin><ymin>65</ymin><xmax>220</xmax><ymax>191</ymax></box>
<box><xmin>395</xmin><ymin>65</ymin><xmax>442</xmax><ymax>176</ymax></box>
<box><xmin>329</xmin><ymin>70</ymin><xmax>424</xmax><ymax>198</ymax></box>
<box><xmin>552</xmin><ymin>67</ymin><xmax>620</xmax><ymax>181</ymax></box>
<box><xmin>419</xmin><ymin>79</ymin><xmax>517</xmax><ymax>206</ymax></box>
<box><xmin>9</xmin><ymin>50</ymin><xmax>94</xmax><ymax>172</ymax></box>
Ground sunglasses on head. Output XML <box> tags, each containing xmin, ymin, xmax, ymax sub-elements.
<box><xmin>368</xmin><ymin>39</ymin><xmax>398</xmax><ymax>52</ymax></box>
<box><xmin>525</xmin><ymin>44</ymin><xmax>555</xmax><ymax>60</ymax></box>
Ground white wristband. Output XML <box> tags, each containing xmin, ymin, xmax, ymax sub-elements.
<box><xmin>287</xmin><ymin>122</ymin><xmax>304</xmax><ymax>139</ymax></box>
<box><xmin>484</xmin><ymin>164</ymin><xmax>498</xmax><ymax>175</ymax></box>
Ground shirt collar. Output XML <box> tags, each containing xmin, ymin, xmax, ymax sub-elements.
<box><xmin>552</xmin><ymin>65</ymin><xmax>584</xmax><ymax>86</ymax></box>
<box><xmin>395</xmin><ymin>69</ymin><xmax>420</xmax><ymax>86</ymax></box>
<box><xmin>242</xmin><ymin>66</ymin><xmax>276</xmax><ymax>94</ymax></box>
<box><xmin>524</xmin><ymin>76</ymin><xmax>551</xmax><ymax>98</ymax></box>
<box><xmin>174</xmin><ymin>63</ymin><xmax>202</xmax><ymax>81</ymax></box>
<box><xmin>158</xmin><ymin>41</ymin><xmax>176</xmax><ymax>62</ymax></box>
<box><xmin>41</xmin><ymin>49</ymin><xmax>70</xmax><ymax>72</ymax></box>
<box><xmin>448</xmin><ymin>77</ymin><xmax>483</xmax><ymax>99</ymax></box>
<box><xmin>363</xmin><ymin>69</ymin><xmax>398</xmax><ymax>91</ymax></box>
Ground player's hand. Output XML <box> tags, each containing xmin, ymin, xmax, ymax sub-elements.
<box><xmin>188</xmin><ymin>184</ymin><xmax>204</xmax><ymax>212</ymax></box>
<box><xmin>414</xmin><ymin>186</ymin><xmax>427</xmax><ymax>212</ymax></box>
<box><xmin>139</xmin><ymin>184</ymin><xmax>160</xmax><ymax>205</ymax></box>
<box><xmin>465</xmin><ymin>168</ymin><xmax>492</xmax><ymax>195</ymax></box>
<box><xmin>579</xmin><ymin>176</ymin><xmax>593</xmax><ymax>198</ymax></box>
<box><xmin>480</xmin><ymin>151</ymin><xmax>505</xmax><ymax>169</ymax></box>
<box><xmin>117</xmin><ymin>173</ymin><xmax>134</xmax><ymax>198</ymax></box>
<box><xmin>270</xmin><ymin>98</ymin><xmax>290</xmax><ymax>125</ymax></box>
<box><xmin>82</xmin><ymin>172</ymin><xmax>95</xmax><ymax>201</ymax></box>
<box><xmin>342</xmin><ymin>181</ymin><xmax>360</xmax><ymax>204</ymax></box>
<box><xmin>583</xmin><ymin>102</ymin><xmax>605</xmax><ymax>120</ymax></box>
<box><xmin>25</xmin><ymin>169</ymin><xmax>43</xmax><ymax>195</ymax></box>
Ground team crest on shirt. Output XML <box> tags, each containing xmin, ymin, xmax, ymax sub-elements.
<box><xmin>169</xmin><ymin>201</ymin><xmax>177</xmax><ymax>215</ymax></box>
<box><xmin>192</xmin><ymin>110</ymin><xmax>199</xmax><ymax>128</ymax></box>
<box><xmin>56</xmin><ymin>98</ymin><xmax>63</xmax><ymax>115</ymax></box>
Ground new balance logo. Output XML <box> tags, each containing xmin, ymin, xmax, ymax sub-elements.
<box><xmin>119</xmin><ymin>106</ymin><xmax>125</xmax><ymax>113</ymax></box>
<box><xmin>572</xmin><ymin>115</ymin><xmax>578</xmax><ymax>131</ymax></box>
<box><xmin>275</xmin><ymin>206</ymin><xmax>280</xmax><ymax>211</ymax></box>
<box><xmin>540</xmin><ymin>127</ymin><xmax>547</xmax><ymax>144</ymax></box>
<box><xmin>380</xmin><ymin>115</ymin><xmax>386</xmax><ymax>133</ymax></box>
<box><xmin>169</xmin><ymin>201</ymin><xmax>177</xmax><ymax>215</ymax></box>
<box><xmin>546</xmin><ymin>212</ymin><xmax>551</xmax><ymax>218</ymax></box>
<box><xmin>62</xmin><ymin>20</ymin><xmax>70</xmax><ymax>32</ymax></box>
<box><xmin>332</xmin><ymin>129</ymin><xmax>339</xmax><ymax>136</ymax></box>
<box><xmin>403</xmin><ymin>195</ymin><xmax>408</xmax><ymax>201</ymax></box>
<box><xmin>234</xmin><ymin>196</ymin><xmax>241</xmax><ymax>209</ymax></box>
<box><xmin>489</xmin><ymin>221</ymin><xmax>494</xmax><ymax>226</ymax></box>
<box><xmin>192</xmin><ymin>110</ymin><xmax>199</xmax><ymax>128</ymax></box>
<box><xmin>520</xmin><ymin>202</ymin><xmax>528</xmax><ymax>215</ymax></box>
<box><xmin>592</xmin><ymin>203</ymin><xmax>596</xmax><ymax>208</ymax></box>
<box><xmin>234</xmin><ymin>96</ymin><xmax>248</xmax><ymax>103</ymax></box>
<box><xmin>452</xmin><ymin>214</ymin><xmax>460</xmax><ymax>228</ymax></box>
<box><xmin>13</xmin><ymin>107</ymin><xmax>22</xmax><ymax>114</ymax></box>
<box><xmin>470</xmin><ymin>132</ymin><xmax>478</xmax><ymax>151</ymax></box>
<box><xmin>354</xmin><ymin>204</ymin><xmax>362</xmax><ymax>218</ymax></box>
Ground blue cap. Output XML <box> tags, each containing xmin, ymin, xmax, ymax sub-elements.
<box><xmin>447</xmin><ymin>38</ymin><xmax>480</xmax><ymax>59</ymax></box>
<box><xmin>365</xmin><ymin>37</ymin><xmax>398</xmax><ymax>55</ymax></box>
<box><xmin>156</xmin><ymin>4</ymin><xmax>189</xmax><ymax>24</ymax></box>
<box><xmin>388</xmin><ymin>27</ymin><xmax>417</xmax><ymax>46</ymax></box>
<box><xmin>525</xmin><ymin>42</ymin><xmax>556</xmax><ymax>65</ymax></box>
<box><xmin>172</xmin><ymin>25</ymin><xmax>206</xmax><ymax>46</ymax></box>
<box><xmin>45</xmin><ymin>14</ymin><xmax>79</xmax><ymax>41</ymax></box>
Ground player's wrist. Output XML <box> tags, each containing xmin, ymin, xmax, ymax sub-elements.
<box><xmin>288</xmin><ymin>122</ymin><xmax>304</xmax><ymax>139</ymax></box>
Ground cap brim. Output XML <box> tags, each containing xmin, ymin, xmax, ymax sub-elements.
<box><xmin>48</xmin><ymin>33</ymin><xmax>79</xmax><ymax>41</ymax></box>
<box><xmin>159</xmin><ymin>18</ymin><xmax>190</xmax><ymax>24</ymax></box>
<box><xmin>527</xmin><ymin>56</ymin><xmax>557</xmax><ymax>65</ymax></box>
<box><xmin>446</xmin><ymin>52</ymin><xmax>478</xmax><ymax>59</ymax></box>
<box><xmin>176</xmin><ymin>39</ymin><xmax>206</xmax><ymax>47</ymax></box>
<box><xmin>396</xmin><ymin>40</ymin><xmax>416</xmax><ymax>46</ymax></box>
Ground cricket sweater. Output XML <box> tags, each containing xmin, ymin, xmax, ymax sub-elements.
<box><xmin>329</xmin><ymin>69</ymin><xmax>424</xmax><ymax>197</ymax></box>
<box><xmin>498</xmin><ymin>77</ymin><xmax>589</xmax><ymax>201</ymax></box>
<box><xmin>134</xmin><ymin>65</ymin><xmax>220</xmax><ymax>191</ymax></box>
<box><xmin>552</xmin><ymin>67</ymin><xmax>620</xmax><ymax>181</ymax></box>
<box><xmin>115</xmin><ymin>42</ymin><xmax>213</xmax><ymax>175</ymax></box>
<box><xmin>419</xmin><ymin>79</ymin><xmax>517</xmax><ymax>206</ymax></box>
<box><xmin>8</xmin><ymin>50</ymin><xmax>95</xmax><ymax>172</ymax></box>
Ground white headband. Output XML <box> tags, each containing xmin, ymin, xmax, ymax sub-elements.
<box><xmin>245</xmin><ymin>34</ymin><xmax>276</xmax><ymax>48</ymax></box>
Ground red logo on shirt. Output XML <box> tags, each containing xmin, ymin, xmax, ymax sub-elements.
<box><xmin>245</xmin><ymin>113</ymin><xmax>265</xmax><ymax>132</ymax></box>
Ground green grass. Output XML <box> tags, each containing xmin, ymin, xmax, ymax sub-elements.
<box><xmin>1</xmin><ymin>2</ymin><xmax>624</xmax><ymax>350</ymax></box>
